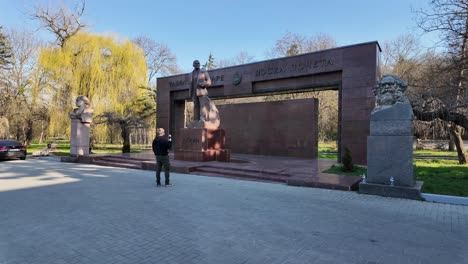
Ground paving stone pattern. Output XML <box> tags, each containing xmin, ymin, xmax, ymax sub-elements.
<box><xmin>0</xmin><ymin>159</ymin><xmax>467</xmax><ymax>264</ymax></box>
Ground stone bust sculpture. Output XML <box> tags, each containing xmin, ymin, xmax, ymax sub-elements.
<box><xmin>372</xmin><ymin>74</ymin><xmax>409</xmax><ymax>110</ymax></box>
<box><xmin>69</xmin><ymin>95</ymin><xmax>94</xmax><ymax>123</ymax></box>
<box><xmin>370</xmin><ymin>74</ymin><xmax>413</xmax><ymax>135</ymax></box>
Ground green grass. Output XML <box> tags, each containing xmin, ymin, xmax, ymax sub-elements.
<box><xmin>317</xmin><ymin>143</ymin><xmax>458</xmax><ymax>160</ymax></box>
<box><xmin>414</xmin><ymin>149</ymin><xmax>458</xmax><ymax>157</ymax></box>
<box><xmin>27</xmin><ymin>141</ymin><xmax>149</xmax><ymax>156</ymax></box>
<box><xmin>323</xmin><ymin>165</ymin><xmax>367</xmax><ymax>176</ymax></box>
<box><xmin>415</xmin><ymin>159</ymin><xmax>468</xmax><ymax>197</ymax></box>
<box><xmin>318</xmin><ymin>153</ymin><xmax>338</xmax><ymax>159</ymax></box>
<box><xmin>323</xmin><ymin>157</ymin><xmax>468</xmax><ymax>197</ymax></box>
<box><xmin>318</xmin><ymin>141</ymin><xmax>338</xmax><ymax>160</ymax></box>
<box><xmin>318</xmin><ymin>144</ymin><xmax>460</xmax><ymax>160</ymax></box>
<box><xmin>91</xmin><ymin>143</ymin><xmax>150</xmax><ymax>154</ymax></box>
<box><xmin>319</xmin><ymin>141</ymin><xmax>467</xmax><ymax>197</ymax></box>
<box><xmin>318</xmin><ymin>141</ymin><xmax>338</xmax><ymax>153</ymax></box>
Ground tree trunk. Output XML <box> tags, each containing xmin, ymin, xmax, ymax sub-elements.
<box><xmin>109</xmin><ymin>125</ymin><xmax>114</xmax><ymax>144</ymax></box>
<box><xmin>39</xmin><ymin>120</ymin><xmax>44</xmax><ymax>143</ymax></box>
<box><xmin>450</xmin><ymin>124</ymin><xmax>467</xmax><ymax>164</ymax></box>
<box><xmin>89</xmin><ymin>127</ymin><xmax>95</xmax><ymax>153</ymax></box>
<box><xmin>25</xmin><ymin>119</ymin><xmax>34</xmax><ymax>146</ymax></box>
<box><xmin>120</xmin><ymin>122</ymin><xmax>131</xmax><ymax>153</ymax></box>
<box><xmin>15</xmin><ymin>125</ymin><xmax>21</xmax><ymax>141</ymax></box>
<box><xmin>457</xmin><ymin>16</ymin><xmax>468</xmax><ymax>105</ymax></box>
<box><xmin>448</xmin><ymin>131</ymin><xmax>456</xmax><ymax>151</ymax></box>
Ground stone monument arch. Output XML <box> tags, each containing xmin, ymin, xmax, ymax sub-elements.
<box><xmin>157</xmin><ymin>42</ymin><xmax>381</xmax><ymax>165</ymax></box>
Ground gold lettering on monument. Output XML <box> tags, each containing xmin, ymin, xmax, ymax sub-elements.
<box><xmin>169</xmin><ymin>74</ymin><xmax>224</xmax><ymax>88</ymax></box>
<box><xmin>255</xmin><ymin>58</ymin><xmax>334</xmax><ymax>77</ymax></box>
<box><xmin>169</xmin><ymin>80</ymin><xmax>188</xmax><ymax>88</ymax></box>
<box><xmin>211</xmin><ymin>74</ymin><xmax>224</xmax><ymax>84</ymax></box>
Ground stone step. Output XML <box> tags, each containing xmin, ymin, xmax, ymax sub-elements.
<box><xmin>192</xmin><ymin>166</ymin><xmax>288</xmax><ymax>183</ymax></box>
<box><xmin>97</xmin><ymin>156</ymin><xmax>147</xmax><ymax>164</ymax></box>
<box><xmin>189</xmin><ymin>171</ymin><xmax>285</xmax><ymax>184</ymax></box>
<box><xmin>93</xmin><ymin>160</ymin><xmax>142</xmax><ymax>170</ymax></box>
<box><xmin>288</xmin><ymin>173</ymin><xmax>362</xmax><ymax>191</ymax></box>
<box><xmin>201</xmin><ymin>165</ymin><xmax>289</xmax><ymax>177</ymax></box>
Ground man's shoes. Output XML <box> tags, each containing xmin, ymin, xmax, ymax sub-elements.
<box><xmin>156</xmin><ymin>183</ymin><xmax>162</xmax><ymax>187</ymax></box>
<box><xmin>165</xmin><ymin>183</ymin><xmax>173</xmax><ymax>187</ymax></box>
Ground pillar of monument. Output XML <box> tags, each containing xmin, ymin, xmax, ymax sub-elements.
<box><xmin>70</xmin><ymin>118</ymin><xmax>91</xmax><ymax>156</ymax></box>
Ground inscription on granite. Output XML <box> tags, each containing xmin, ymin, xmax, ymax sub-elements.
<box><xmin>255</xmin><ymin>58</ymin><xmax>334</xmax><ymax>77</ymax></box>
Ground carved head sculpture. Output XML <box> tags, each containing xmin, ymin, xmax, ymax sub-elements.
<box><xmin>76</xmin><ymin>95</ymin><xmax>90</xmax><ymax>108</ymax></box>
<box><xmin>373</xmin><ymin>74</ymin><xmax>408</xmax><ymax>106</ymax></box>
<box><xmin>193</xmin><ymin>60</ymin><xmax>200</xmax><ymax>70</ymax></box>
<box><xmin>69</xmin><ymin>95</ymin><xmax>93</xmax><ymax>123</ymax></box>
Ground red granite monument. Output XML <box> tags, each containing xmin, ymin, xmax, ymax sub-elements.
<box><xmin>174</xmin><ymin>60</ymin><xmax>230</xmax><ymax>162</ymax></box>
<box><xmin>157</xmin><ymin>42</ymin><xmax>380</xmax><ymax>164</ymax></box>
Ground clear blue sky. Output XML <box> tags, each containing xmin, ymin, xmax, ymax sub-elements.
<box><xmin>0</xmin><ymin>0</ymin><xmax>437</xmax><ymax>73</ymax></box>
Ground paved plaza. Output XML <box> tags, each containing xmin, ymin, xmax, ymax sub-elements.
<box><xmin>0</xmin><ymin>159</ymin><xmax>467</xmax><ymax>264</ymax></box>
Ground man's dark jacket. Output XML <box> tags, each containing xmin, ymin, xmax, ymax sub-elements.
<box><xmin>152</xmin><ymin>136</ymin><xmax>172</xmax><ymax>156</ymax></box>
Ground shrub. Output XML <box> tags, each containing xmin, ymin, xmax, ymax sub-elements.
<box><xmin>342</xmin><ymin>147</ymin><xmax>354</xmax><ymax>172</ymax></box>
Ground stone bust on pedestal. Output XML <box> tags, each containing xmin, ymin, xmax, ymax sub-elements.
<box><xmin>360</xmin><ymin>74</ymin><xmax>423</xmax><ymax>200</ymax></box>
<box><xmin>69</xmin><ymin>95</ymin><xmax>94</xmax><ymax>123</ymax></box>
<box><xmin>69</xmin><ymin>95</ymin><xmax>94</xmax><ymax>156</ymax></box>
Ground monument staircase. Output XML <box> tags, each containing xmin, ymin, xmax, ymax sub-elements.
<box><xmin>91</xmin><ymin>156</ymin><xmax>143</xmax><ymax>170</ymax></box>
<box><xmin>188</xmin><ymin>164</ymin><xmax>289</xmax><ymax>183</ymax></box>
<box><xmin>73</xmin><ymin>154</ymin><xmax>361</xmax><ymax>191</ymax></box>
<box><xmin>78</xmin><ymin>155</ymin><xmax>291</xmax><ymax>183</ymax></box>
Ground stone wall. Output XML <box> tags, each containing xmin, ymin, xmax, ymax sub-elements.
<box><xmin>217</xmin><ymin>98</ymin><xmax>318</xmax><ymax>158</ymax></box>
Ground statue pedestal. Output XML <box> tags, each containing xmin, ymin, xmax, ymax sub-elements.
<box><xmin>175</xmin><ymin>128</ymin><xmax>230</xmax><ymax>162</ymax></box>
<box><xmin>70</xmin><ymin>119</ymin><xmax>90</xmax><ymax>156</ymax></box>
<box><xmin>359</xmin><ymin>102</ymin><xmax>423</xmax><ymax>200</ymax></box>
<box><xmin>359</xmin><ymin>181</ymin><xmax>424</xmax><ymax>200</ymax></box>
<box><xmin>366</xmin><ymin>135</ymin><xmax>414</xmax><ymax>186</ymax></box>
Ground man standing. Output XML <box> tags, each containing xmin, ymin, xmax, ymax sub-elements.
<box><xmin>189</xmin><ymin>60</ymin><xmax>211</xmax><ymax>121</ymax></box>
<box><xmin>152</xmin><ymin>128</ymin><xmax>172</xmax><ymax>187</ymax></box>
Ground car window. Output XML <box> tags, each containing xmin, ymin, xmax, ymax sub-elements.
<box><xmin>0</xmin><ymin>140</ymin><xmax>22</xmax><ymax>146</ymax></box>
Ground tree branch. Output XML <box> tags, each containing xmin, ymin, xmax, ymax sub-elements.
<box><xmin>413</xmin><ymin>107</ymin><xmax>468</xmax><ymax>129</ymax></box>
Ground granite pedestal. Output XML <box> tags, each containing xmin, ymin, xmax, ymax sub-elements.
<box><xmin>366</xmin><ymin>135</ymin><xmax>414</xmax><ymax>186</ymax></box>
<box><xmin>70</xmin><ymin>119</ymin><xmax>90</xmax><ymax>156</ymax></box>
<box><xmin>359</xmin><ymin>101</ymin><xmax>423</xmax><ymax>200</ymax></box>
<box><xmin>175</xmin><ymin>128</ymin><xmax>230</xmax><ymax>162</ymax></box>
<box><xmin>359</xmin><ymin>181</ymin><xmax>424</xmax><ymax>200</ymax></box>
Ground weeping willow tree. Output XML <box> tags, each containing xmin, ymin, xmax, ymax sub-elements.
<box><xmin>38</xmin><ymin>32</ymin><xmax>147</xmax><ymax>140</ymax></box>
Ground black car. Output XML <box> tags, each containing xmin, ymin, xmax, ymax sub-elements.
<box><xmin>0</xmin><ymin>140</ymin><xmax>27</xmax><ymax>160</ymax></box>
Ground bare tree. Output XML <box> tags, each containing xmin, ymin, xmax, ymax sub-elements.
<box><xmin>0</xmin><ymin>117</ymin><xmax>9</xmax><ymax>139</ymax></box>
<box><xmin>382</xmin><ymin>34</ymin><xmax>423</xmax><ymax>83</ymax></box>
<box><xmin>266</xmin><ymin>32</ymin><xmax>336</xmax><ymax>58</ymax></box>
<box><xmin>0</xmin><ymin>26</ymin><xmax>12</xmax><ymax>69</ymax></box>
<box><xmin>263</xmin><ymin>32</ymin><xmax>339</xmax><ymax>141</ymax></box>
<box><xmin>383</xmin><ymin>33</ymin><xmax>468</xmax><ymax>159</ymax></box>
<box><xmin>133</xmin><ymin>35</ymin><xmax>180</xmax><ymax>86</ymax></box>
<box><xmin>132</xmin><ymin>35</ymin><xmax>180</xmax><ymax>126</ymax></box>
<box><xmin>415</xmin><ymin>0</ymin><xmax>468</xmax><ymax>163</ymax></box>
<box><xmin>32</xmin><ymin>0</ymin><xmax>86</xmax><ymax>47</ymax></box>
<box><xmin>218</xmin><ymin>51</ymin><xmax>255</xmax><ymax>68</ymax></box>
<box><xmin>1</xmin><ymin>28</ymin><xmax>47</xmax><ymax>144</ymax></box>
